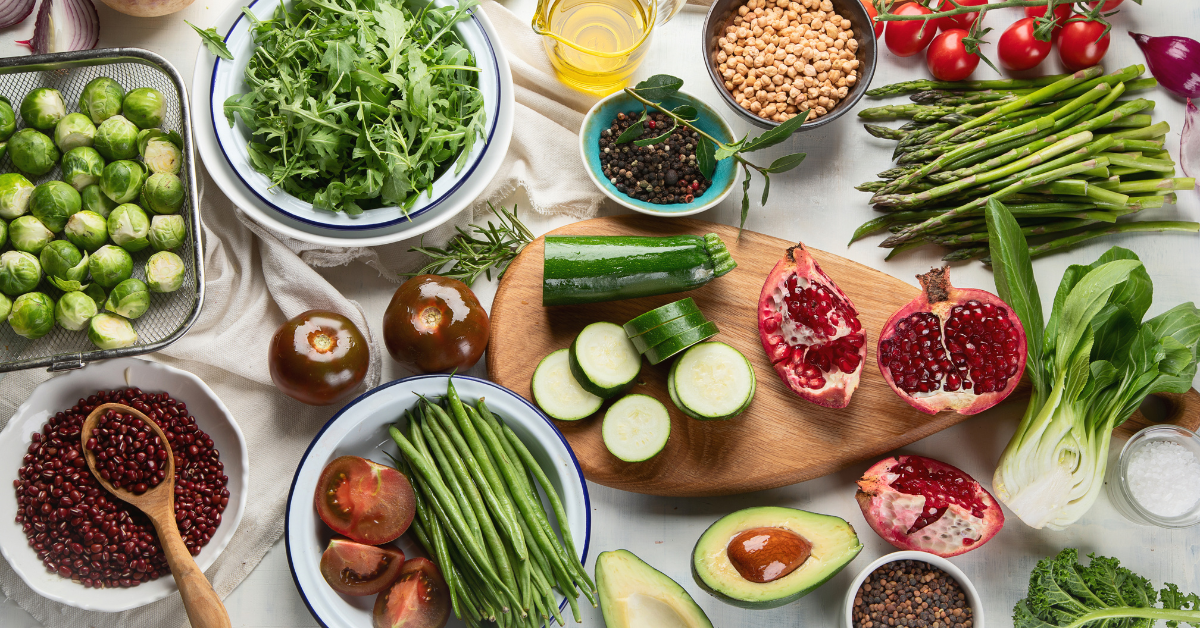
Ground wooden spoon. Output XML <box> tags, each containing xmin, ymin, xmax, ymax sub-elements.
<box><xmin>81</xmin><ymin>403</ymin><xmax>231</xmax><ymax>628</ymax></box>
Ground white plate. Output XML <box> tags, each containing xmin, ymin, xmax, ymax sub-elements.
<box><xmin>191</xmin><ymin>0</ymin><xmax>514</xmax><ymax>246</ymax></box>
<box><xmin>284</xmin><ymin>374</ymin><xmax>591</xmax><ymax>627</ymax></box>
<box><xmin>0</xmin><ymin>358</ymin><xmax>250</xmax><ymax>612</ymax></box>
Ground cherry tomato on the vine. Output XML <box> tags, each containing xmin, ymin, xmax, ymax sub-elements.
<box><xmin>268</xmin><ymin>310</ymin><xmax>370</xmax><ymax>406</ymax></box>
<box><xmin>1057</xmin><ymin>17</ymin><xmax>1110</xmax><ymax>71</ymax></box>
<box><xmin>926</xmin><ymin>29</ymin><xmax>979</xmax><ymax>81</ymax></box>
<box><xmin>1090</xmin><ymin>0</ymin><xmax>1124</xmax><ymax>10</ymax></box>
<box><xmin>859</xmin><ymin>0</ymin><xmax>884</xmax><ymax>38</ymax></box>
<box><xmin>1024</xmin><ymin>4</ymin><xmax>1072</xmax><ymax>37</ymax></box>
<box><xmin>885</xmin><ymin>2</ymin><xmax>937</xmax><ymax>58</ymax></box>
<box><xmin>998</xmin><ymin>17</ymin><xmax>1052</xmax><ymax>72</ymax></box>
<box><xmin>932</xmin><ymin>0</ymin><xmax>987</xmax><ymax>33</ymax></box>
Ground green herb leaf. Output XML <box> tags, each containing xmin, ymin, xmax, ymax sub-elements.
<box><xmin>616</xmin><ymin>111</ymin><xmax>647</xmax><ymax>144</ymax></box>
<box><xmin>740</xmin><ymin>165</ymin><xmax>752</xmax><ymax>230</ymax></box>
<box><xmin>321</xmin><ymin>40</ymin><xmax>356</xmax><ymax>80</ymax></box>
<box><xmin>764</xmin><ymin>152</ymin><xmax>807</xmax><ymax>174</ymax></box>
<box><xmin>760</xmin><ymin>172</ymin><xmax>771</xmax><ymax>206</ymax></box>
<box><xmin>634</xmin><ymin>128</ymin><xmax>673</xmax><ymax>147</ymax></box>
<box><xmin>631</xmin><ymin>74</ymin><xmax>683</xmax><ymax>101</ymax></box>
<box><xmin>739</xmin><ymin>113</ymin><xmax>806</xmax><ymax>153</ymax></box>
<box><xmin>696</xmin><ymin>137</ymin><xmax>716</xmax><ymax>180</ymax></box>
<box><xmin>222</xmin><ymin>93</ymin><xmax>256</xmax><ymax>128</ymax></box>
<box><xmin>985</xmin><ymin>198</ymin><xmax>1046</xmax><ymax>392</ymax></box>
<box><xmin>713</xmin><ymin>141</ymin><xmax>742</xmax><ymax>161</ymax></box>
<box><xmin>187</xmin><ymin>21</ymin><xmax>234</xmax><ymax>61</ymax></box>
<box><xmin>671</xmin><ymin>105</ymin><xmax>698</xmax><ymax>121</ymax></box>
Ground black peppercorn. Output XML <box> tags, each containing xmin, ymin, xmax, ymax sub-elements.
<box><xmin>596</xmin><ymin>110</ymin><xmax>712</xmax><ymax>204</ymax></box>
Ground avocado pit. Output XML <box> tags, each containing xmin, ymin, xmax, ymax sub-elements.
<box><xmin>726</xmin><ymin>526</ymin><xmax>813</xmax><ymax>583</ymax></box>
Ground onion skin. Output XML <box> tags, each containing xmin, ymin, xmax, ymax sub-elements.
<box><xmin>0</xmin><ymin>0</ymin><xmax>34</xmax><ymax>29</ymax></box>
<box><xmin>1130</xmin><ymin>31</ymin><xmax>1200</xmax><ymax>99</ymax></box>
<box><xmin>99</xmin><ymin>0</ymin><xmax>193</xmax><ymax>17</ymax></box>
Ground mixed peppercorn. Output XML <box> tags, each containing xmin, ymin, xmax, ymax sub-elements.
<box><xmin>852</xmin><ymin>559</ymin><xmax>974</xmax><ymax>628</ymax></box>
<box><xmin>598</xmin><ymin>111</ymin><xmax>712</xmax><ymax>205</ymax></box>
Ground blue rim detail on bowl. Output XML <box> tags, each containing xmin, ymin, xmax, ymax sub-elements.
<box><xmin>283</xmin><ymin>374</ymin><xmax>591</xmax><ymax>627</ymax></box>
<box><xmin>581</xmin><ymin>90</ymin><xmax>737</xmax><ymax>215</ymax></box>
<box><xmin>209</xmin><ymin>0</ymin><xmax>502</xmax><ymax>231</ymax></box>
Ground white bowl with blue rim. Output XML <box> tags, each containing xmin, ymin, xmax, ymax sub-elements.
<box><xmin>579</xmin><ymin>89</ymin><xmax>738</xmax><ymax>217</ymax></box>
<box><xmin>196</xmin><ymin>0</ymin><xmax>513</xmax><ymax>246</ymax></box>
<box><xmin>284</xmin><ymin>374</ymin><xmax>591</xmax><ymax>627</ymax></box>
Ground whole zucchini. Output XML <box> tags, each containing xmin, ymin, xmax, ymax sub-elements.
<box><xmin>543</xmin><ymin>233</ymin><xmax>737</xmax><ymax>306</ymax></box>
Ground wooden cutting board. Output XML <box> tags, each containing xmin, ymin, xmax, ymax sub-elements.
<box><xmin>487</xmin><ymin>215</ymin><xmax>1200</xmax><ymax>497</ymax></box>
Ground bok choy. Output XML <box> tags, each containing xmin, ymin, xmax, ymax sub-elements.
<box><xmin>985</xmin><ymin>198</ymin><xmax>1200</xmax><ymax>530</ymax></box>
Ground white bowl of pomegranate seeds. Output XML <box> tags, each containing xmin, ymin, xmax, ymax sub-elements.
<box><xmin>0</xmin><ymin>357</ymin><xmax>248</xmax><ymax>612</ymax></box>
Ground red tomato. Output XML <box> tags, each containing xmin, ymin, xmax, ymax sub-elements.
<box><xmin>998</xmin><ymin>17</ymin><xmax>1052</xmax><ymax>72</ymax></box>
<box><xmin>1057</xmin><ymin>17</ymin><xmax>1110</xmax><ymax>71</ymax></box>
<box><xmin>268</xmin><ymin>310</ymin><xmax>370</xmax><ymax>406</ymax></box>
<box><xmin>885</xmin><ymin>2</ymin><xmax>937</xmax><ymax>58</ymax></box>
<box><xmin>926</xmin><ymin>29</ymin><xmax>979</xmax><ymax>81</ymax></box>
<box><xmin>373</xmin><ymin>558</ymin><xmax>451</xmax><ymax>628</ymax></box>
<box><xmin>1090</xmin><ymin>0</ymin><xmax>1124</xmax><ymax>10</ymax></box>
<box><xmin>315</xmin><ymin>456</ymin><xmax>416</xmax><ymax>546</ymax></box>
<box><xmin>382</xmin><ymin>275</ymin><xmax>490</xmax><ymax>373</ymax></box>
<box><xmin>932</xmin><ymin>0</ymin><xmax>987</xmax><ymax>33</ymax></box>
<box><xmin>1024</xmin><ymin>3</ymin><xmax>1072</xmax><ymax>36</ymax></box>
<box><xmin>860</xmin><ymin>0</ymin><xmax>884</xmax><ymax>38</ymax></box>
<box><xmin>320</xmin><ymin>539</ymin><xmax>405</xmax><ymax>596</ymax></box>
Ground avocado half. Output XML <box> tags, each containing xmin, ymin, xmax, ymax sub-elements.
<box><xmin>597</xmin><ymin>549</ymin><xmax>714</xmax><ymax>628</ymax></box>
<box><xmin>691</xmin><ymin>506</ymin><xmax>863</xmax><ymax>609</ymax></box>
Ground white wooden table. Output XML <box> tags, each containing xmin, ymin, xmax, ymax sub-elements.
<box><xmin>2</xmin><ymin>0</ymin><xmax>1199</xmax><ymax>625</ymax></box>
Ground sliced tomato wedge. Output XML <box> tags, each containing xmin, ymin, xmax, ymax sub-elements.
<box><xmin>315</xmin><ymin>456</ymin><xmax>415</xmax><ymax>545</ymax></box>
<box><xmin>320</xmin><ymin>539</ymin><xmax>406</xmax><ymax>596</ymax></box>
<box><xmin>372</xmin><ymin>558</ymin><xmax>451</xmax><ymax>628</ymax></box>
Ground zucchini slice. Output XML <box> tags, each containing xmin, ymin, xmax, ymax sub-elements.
<box><xmin>631</xmin><ymin>310</ymin><xmax>709</xmax><ymax>354</ymax></box>
<box><xmin>645</xmin><ymin>321</ymin><xmax>720</xmax><ymax>365</ymax></box>
<box><xmin>569</xmin><ymin>322</ymin><xmax>642</xmax><ymax>398</ymax></box>
<box><xmin>667</xmin><ymin>367</ymin><xmax>703</xmax><ymax>420</ymax></box>
<box><xmin>623</xmin><ymin>298</ymin><xmax>702</xmax><ymax>337</ymax></box>
<box><xmin>669</xmin><ymin>342</ymin><xmax>756</xmax><ymax>420</ymax></box>
<box><xmin>531</xmin><ymin>349</ymin><xmax>603</xmax><ymax>421</ymax></box>
<box><xmin>602</xmin><ymin>394</ymin><xmax>671</xmax><ymax>462</ymax></box>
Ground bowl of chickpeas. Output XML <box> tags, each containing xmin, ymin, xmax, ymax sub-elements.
<box><xmin>703</xmin><ymin>0</ymin><xmax>878</xmax><ymax>129</ymax></box>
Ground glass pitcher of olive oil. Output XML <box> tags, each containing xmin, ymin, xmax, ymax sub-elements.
<box><xmin>533</xmin><ymin>0</ymin><xmax>687</xmax><ymax>95</ymax></box>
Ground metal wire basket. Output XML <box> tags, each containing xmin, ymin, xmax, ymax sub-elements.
<box><xmin>0</xmin><ymin>49</ymin><xmax>203</xmax><ymax>373</ymax></box>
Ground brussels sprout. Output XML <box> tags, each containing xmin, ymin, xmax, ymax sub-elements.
<box><xmin>145</xmin><ymin>251</ymin><xmax>185</xmax><ymax>293</ymax></box>
<box><xmin>0</xmin><ymin>292</ymin><xmax>11</xmax><ymax>322</ymax></box>
<box><xmin>88</xmin><ymin>244</ymin><xmax>132</xmax><ymax>288</ymax></box>
<box><xmin>105</xmin><ymin>277</ymin><xmax>150</xmax><ymax>319</ymax></box>
<box><xmin>8</xmin><ymin>216</ymin><xmax>54</xmax><ymax>254</ymax></box>
<box><xmin>80</xmin><ymin>184</ymin><xmax>117</xmax><ymax>218</ymax></box>
<box><xmin>0</xmin><ymin>217</ymin><xmax>6</xmax><ymax>249</ymax></box>
<box><xmin>9</xmin><ymin>129</ymin><xmax>60</xmax><ymax>176</ymax></box>
<box><xmin>55</xmin><ymin>290</ymin><xmax>98</xmax><ymax>331</ymax></box>
<box><xmin>0</xmin><ymin>173</ymin><xmax>33</xmax><ymax>220</ymax></box>
<box><xmin>99</xmin><ymin>160</ymin><xmax>145</xmax><ymax>204</ymax></box>
<box><xmin>29</xmin><ymin>181</ymin><xmax>82</xmax><ymax>233</ymax></box>
<box><xmin>83</xmin><ymin>283</ymin><xmax>106</xmax><ymax>305</ymax></box>
<box><xmin>141</xmin><ymin>173</ymin><xmax>184</xmax><ymax>215</ymax></box>
<box><xmin>20</xmin><ymin>88</ymin><xmax>66</xmax><ymax>131</ymax></box>
<box><xmin>39</xmin><ymin>239</ymin><xmax>88</xmax><ymax>281</ymax></box>
<box><xmin>143</xmin><ymin>137</ymin><xmax>182</xmax><ymax>175</ymax></box>
<box><xmin>61</xmin><ymin>146</ymin><xmax>106</xmax><ymax>191</ymax></box>
<box><xmin>93</xmin><ymin>115</ymin><xmax>139</xmax><ymax>161</ymax></box>
<box><xmin>106</xmin><ymin>203</ymin><xmax>150</xmax><ymax>251</ymax></box>
<box><xmin>0</xmin><ymin>250</ymin><xmax>41</xmax><ymax>296</ymax></box>
<box><xmin>65</xmin><ymin>210</ymin><xmax>108</xmax><ymax>252</ymax></box>
<box><xmin>88</xmin><ymin>312</ymin><xmax>136</xmax><ymax>349</ymax></box>
<box><xmin>79</xmin><ymin>77</ymin><xmax>125</xmax><ymax>124</ymax></box>
<box><xmin>121</xmin><ymin>88</ymin><xmax>165</xmax><ymax>130</ymax></box>
<box><xmin>0</xmin><ymin>100</ymin><xmax>15</xmax><ymax>142</ymax></box>
<box><xmin>147</xmin><ymin>214</ymin><xmax>186</xmax><ymax>251</ymax></box>
<box><xmin>8</xmin><ymin>292</ymin><xmax>55</xmax><ymax>339</ymax></box>
<box><xmin>54</xmin><ymin>113</ymin><xmax>96</xmax><ymax>153</ymax></box>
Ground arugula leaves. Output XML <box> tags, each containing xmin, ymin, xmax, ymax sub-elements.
<box><xmin>187</xmin><ymin>21</ymin><xmax>234</xmax><ymax>61</ymax></box>
<box><xmin>223</xmin><ymin>0</ymin><xmax>486</xmax><ymax>216</ymax></box>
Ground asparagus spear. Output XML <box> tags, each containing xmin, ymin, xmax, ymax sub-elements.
<box><xmin>988</xmin><ymin>221</ymin><xmax>1200</xmax><ymax>262</ymax></box>
<box><xmin>931</xmin><ymin>219</ymin><xmax>1100</xmax><ymax>246</ymax></box>
<box><xmin>865</xmin><ymin>124</ymin><xmax>909</xmax><ymax>140</ymax></box>
<box><xmin>859</xmin><ymin>104</ymin><xmax>953</xmax><ymax>120</ymax></box>
<box><xmin>866</xmin><ymin>73</ymin><xmax>1069</xmax><ymax>98</ymax></box>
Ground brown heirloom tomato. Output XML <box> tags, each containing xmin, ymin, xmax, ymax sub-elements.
<box><xmin>320</xmin><ymin>539</ymin><xmax>405</xmax><ymax>596</ymax></box>
<box><xmin>372</xmin><ymin>557</ymin><xmax>451</xmax><ymax>628</ymax></box>
<box><xmin>382</xmin><ymin>275</ymin><xmax>490</xmax><ymax>373</ymax></box>
<box><xmin>315</xmin><ymin>456</ymin><xmax>415</xmax><ymax>546</ymax></box>
<box><xmin>269</xmin><ymin>310</ymin><xmax>369</xmax><ymax>406</ymax></box>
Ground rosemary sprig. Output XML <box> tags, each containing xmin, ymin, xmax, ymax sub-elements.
<box><xmin>402</xmin><ymin>204</ymin><xmax>534</xmax><ymax>286</ymax></box>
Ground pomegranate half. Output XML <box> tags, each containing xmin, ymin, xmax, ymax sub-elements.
<box><xmin>855</xmin><ymin>455</ymin><xmax>1004</xmax><ymax>558</ymax></box>
<box><xmin>877</xmin><ymin>267</ymin><xmax>1026</xmax><ymax>415</ymax></box>
<box><xmin>758</xmin><ymin>243</ymin><xmax>866</xmax><ymax>408</ymax></box>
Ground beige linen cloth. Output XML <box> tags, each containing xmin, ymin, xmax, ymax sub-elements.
<box><xmin>0</xmin><ymin>2</ymin><xmax>603</xmax><ymax>626</ymax></box>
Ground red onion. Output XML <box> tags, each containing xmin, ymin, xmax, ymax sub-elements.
<box><xmin>0</xmin><ymin>0</ymin><xmax>34</xmax><ymax>29</ymax></box>
<box><xmin>1183</xmin><ymin>99</ymin><xmax>1199</xmax><ymax>186</ymax></box>
<box><xmin>1130</xmin><ymin>32</ymin><xmax>1200</xmax><ymax>99</ymax></box>
<box><xmin>15</xmin><ymin>0</ymin><xmax>98</xmax><ymax>54</ymax></box>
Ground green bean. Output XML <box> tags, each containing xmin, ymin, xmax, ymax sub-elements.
<box><xmin>409</xmin><ymin>409</ymin><xmax>481</xmax><ymax>546</ymax></box>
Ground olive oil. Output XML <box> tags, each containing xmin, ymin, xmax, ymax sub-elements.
<box><xmin>540</xmin><ymin>0</ymin><xmax>653</xmax><ymax>94</ymax></box>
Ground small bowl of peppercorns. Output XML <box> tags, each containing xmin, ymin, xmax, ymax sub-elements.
<box><xmin>843</xmin><ymin>551</ymin><xmax>984</xmax><ymax>628</ymax></box>
<box><xmin>580</xmin><ymin>89</ymin><xmax>740</xmax><ymax>217</ymax></box>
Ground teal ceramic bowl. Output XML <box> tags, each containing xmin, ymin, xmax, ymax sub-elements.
<box><xmin>579</xmin><ymin>89</ymin><xmax>738</xmax><ymax>217</ymax></box>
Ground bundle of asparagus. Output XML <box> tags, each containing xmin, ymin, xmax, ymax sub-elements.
<box><xmin>852</xmin><ymin>65</ymin><xmax>1199</xmax><ymax>263</ymax></box>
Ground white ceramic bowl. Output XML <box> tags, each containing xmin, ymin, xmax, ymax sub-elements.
<box><xmin>194</xmin><ymin>0</ymin><xmax>514</xmax><ymax>246</ymax></box>
<box><xmin>0</xmin><ymin>358</ymin><xmax>249</xmax><ymax>612</ymax></box>
<box><xmin>285</xmin><ymin>374</ymin><xmax>591</xmax><ymax>627</ymax></box>
<box><xmin>842</xmin><ymin>551</ymin><xmax>984</xmax><ymax>628</ymax></box>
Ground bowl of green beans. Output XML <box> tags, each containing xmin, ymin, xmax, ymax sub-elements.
<box><xmin>284</xmin><ymin>374</ymin><xmax>592</xmax><ymax>627</ymax></box>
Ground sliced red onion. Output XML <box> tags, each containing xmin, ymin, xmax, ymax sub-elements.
<box><xmin>1130</xmin><ymin>31</ymin><xmax>1200</xmax><ymax>99</ymax></box>
<box><xmin>14</xmin><ymin>0</ymin><xmax>98</xmax><ymax>54</ymax></box>
<box><xmin>0</xmin><ymin>0</ymin><xmax>35</xmax><ymax>29</ymax></box>
<box><xmin>1183</xmin><ymin>99</ymin><xmax>1199</xmax><ymax>187</ymax></box>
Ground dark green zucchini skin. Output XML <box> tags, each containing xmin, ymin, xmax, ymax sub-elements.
<box><xmin>542</xmin><ymin>234</ymin><xmax>736</xmax><ymax>306</ymax></box>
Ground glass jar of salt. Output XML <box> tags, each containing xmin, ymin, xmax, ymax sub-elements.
<box><xmin>1107</xmin><ymin>425</ymin><xmax>1200</xmax><ymax>528</ymax></box>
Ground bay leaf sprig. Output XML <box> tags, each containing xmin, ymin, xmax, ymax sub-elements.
<box><xmin>619</xmin><ymin>74</ymin><xmax>808</xmax><ymax>230</ymax></box>
<box><xmin>403</xmin><ymin>204</ymin><xmax>534</xmax><ymax>286</ymax></box>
